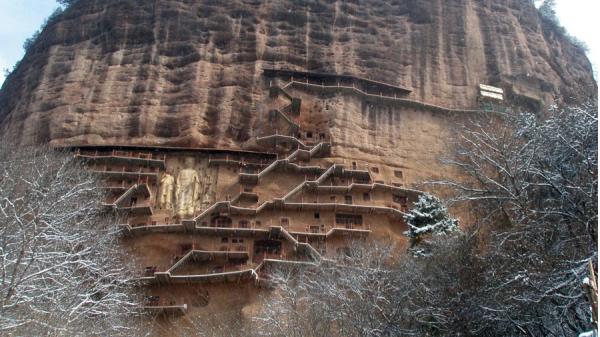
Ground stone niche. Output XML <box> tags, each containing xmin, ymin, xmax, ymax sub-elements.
<box><xmin>156</xmin><ymin>154</ymin><xmax>218</xmax><ymax>221</ymax></box>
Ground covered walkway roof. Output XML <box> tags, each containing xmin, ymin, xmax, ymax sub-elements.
<box><xmin>264</xmin><ymin>68</ymin><xmax>412</xmax><ymax>95</ymax></box>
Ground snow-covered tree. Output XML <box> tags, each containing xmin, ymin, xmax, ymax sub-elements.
<box><xmin>538</xmin><ymin>0</ymin><xmax>558</xmax><ymax>23</ymax></box>
<box><xmin>431</xmin><ymin>101</ymin><xmax>598</xmax><ymax>335</ymax></box>
<box><xmin>251</xmin><ymin>237</ymin><xmax>479</xmax><ymax>337</ymax></box>
<box><xmin>403</xmin><ymin>193</ymin><xmax>458</xmax><ymax>245</ymax></box>
<box><xmin>0</xmin><ymin>141</ymin><xmax>138</xmax><ymax>336</ymax></box>
<box><xmin>253</xmin><ymin>241</ymin><xmax>414</xmax><ymax>337</ymax></box>
<box><xmin>57</xmin><ymin>0</ymin><xmax>78</xmax><ymax>7</ymax></box>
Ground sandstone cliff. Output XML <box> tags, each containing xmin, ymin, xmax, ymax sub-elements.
<box><xmin>0</xmin><ymin>2</ymin><xmax>595</xmax><ymax>334</ymax></box>
<box><xmin>0</xmin><ymin>0</ymin><xmax>595</xmax><ymax>149</ymax></box>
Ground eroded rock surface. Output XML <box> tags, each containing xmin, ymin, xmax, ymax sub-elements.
<box><xmin>0</xmin><ymin>0</ymin><xmax>595</xmax><ymax>150</ymax></box>
<box><xmin>0</xmin><ymin>2</ymin><xmax>595</xmax><ymax>333</ymax></box>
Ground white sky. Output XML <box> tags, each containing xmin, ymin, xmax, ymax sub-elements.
<box><xmin>554</xmin><ymin>0</ymin><xmax>598</xmax><ymax>77</ymax></box>
<box><xmin>0</xmin><ymin>0</ymin><xmax>598</xmax><ymax>86</ymax></box>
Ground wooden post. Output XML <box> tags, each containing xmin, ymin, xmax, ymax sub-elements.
<box><xmin>583</xmin><ymin>260</ymin><xmax>598</xmax><ymax>327</ymax></box>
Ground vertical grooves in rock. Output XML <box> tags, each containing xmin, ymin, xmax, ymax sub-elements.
<box><xmin>0</xmin><ymin>0</ymin><xmax>594</xmax><ymax>147</ymax></box>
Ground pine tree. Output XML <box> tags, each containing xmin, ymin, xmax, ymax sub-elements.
<box><xmin>539</xmin><ymin>0</ymin><xmax>558</xmax><ymax>22</ymax></box>
<box><xmin>403</xmin><ymin>193</ymin><xmax>458</xmax><ymax>247</ymax></box>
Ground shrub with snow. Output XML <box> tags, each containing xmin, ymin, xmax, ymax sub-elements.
<box><xmin>403</xmin><ymin>193</ymin><xmax>458</xmax><ymax>242</ymax></box>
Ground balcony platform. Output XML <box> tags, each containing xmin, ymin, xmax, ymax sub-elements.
<box><xmin>76</xmin><ymin>149</ymin><xmax>166</xmax><ymax>169</ymax></box>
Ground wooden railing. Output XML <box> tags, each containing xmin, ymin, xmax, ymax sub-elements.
<box><xmin>76</xmin><ymin>149</ymin><xmax>166</xmax><ymax>161</ymax></box>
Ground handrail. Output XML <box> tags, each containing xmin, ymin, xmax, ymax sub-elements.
<box><xmin>264</xmin><ymin>68</ymin><xmax>412</xmax><ymax>94</ymax></box>
<box><xmin>284</xmin><ymin>80</ymin><xmax>501</xmax><ymax>115</ymax></box>
<box><xmin>270</xmin><ymin>108</ymin><xmax>299</xmax><ymax>131</ymax></box>
<box><xmin>76</xmin><ymin>150</ymin><xmax>166</xmax><ymax>162</ymax></box>
<box><xmin>290</xmin><ymin>224</ymin><xmax>371</xmax><ymax>238</ymax></box>
<box><xmin>256</xmin><ymin>134</ymin><xmax>313</xmax><ymax>150</ymax></box>
<box><xmin>109</xmin><ymin>184</ymin><xmax>137</xmax><ymax>207</ymax></box>
<box><xmin>265</xmin><ymin>83</ymin><xmax>299</xmax><ymax>136</ymax></box>
<box><xmin>109</xmin><ymin>183</ymin><xmax>152</xmax><ymax>207</ymax></box>
<box><xmin>167</xmin><ymin>249</ymin><xmax>250</xmax><ymax>274</ymax></box>
<box><xmin>190</xmin><ymin>159</ymin><xmax>412</xmax><ymax>225</ymax></box>
<box><xmin>238</xmin><ymin>140</ymin><xmax>330</xmax><ymax>184</ymax></box>
<box><xmin>90</xmin><ymin>167</ymin><xmax>159</xmax><ymax>176</ymax></box>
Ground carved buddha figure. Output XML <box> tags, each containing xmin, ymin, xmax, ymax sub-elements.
<box><xmin>201</xmin><ymin>178</ymin><xmax>213</xmax><ymax>208</ymax></box>
<box><xmin>176</xmin><ymin>157</ymin><xmax>201</xmax><ymax>218</ymax></box>
<box><xmin>158</xmin><ymin>171</ymin><xmax>175</xmax><ymax>210</ymax></box>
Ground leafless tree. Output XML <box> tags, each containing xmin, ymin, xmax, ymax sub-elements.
<box><xmin>429</xmin><ymin>101</ymin><xmax>598</xmax><ymax>336</ymax></box>
<box><xmin>0</xmin><ymin>141</ymin><xmax>139</xmax><ymax>336</ymax></box>
<box><xmin>128</xmin><ymin>310</ymin><xmax>248</xmax><ymax>337</ymax></box>
<box><xmin>252</xmin><ymin>240</ymin><xmax>445</xmax><ymax>337</ymax></box>
<box><xmin>252</xmin><ymin>102</ymin><xmax>597</xmax><ymax>337</ymax></box>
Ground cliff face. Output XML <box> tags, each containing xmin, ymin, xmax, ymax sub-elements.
<box><xmin>0</xmin><ymin>2</ymin><xmax>595</xmax><ymax>332</ymax></box>
<box><xmin>0</xmin><ymin>0</ymin><xmax>595</xmax><ymax>148</ymax></box>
